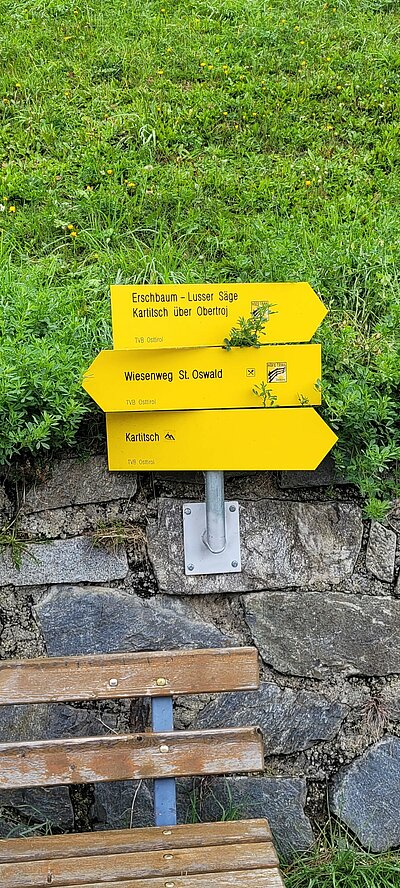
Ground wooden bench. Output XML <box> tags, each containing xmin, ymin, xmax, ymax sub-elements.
<box><xmin>0</xmin><ymin>646</ymin><xmax>285</xmax><ymax>888</ymax></box>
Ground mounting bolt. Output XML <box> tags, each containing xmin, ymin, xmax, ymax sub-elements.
<box><xmin>229</xmin><ymin>504</ymin><xmax>236</xmax><ymax>512</ymax></box>
<box><xmin>184</xmin><ymin>507</ymin><xmax>191</xmax><ymax>515</ymax></box>
<box><xmin>163</xmin><ymin>829</ymin><xmax>172</xmax><ymax>836</ymax></box>
<box><xmin>159</xmin><ymin>744</ymin><xmax>170</xmax><ymax>753</ymax></box>
<box><xmin>187</xmin><ymin>564</ymin><xmax>194</xmax><ymax>571</ymax></box>
<box><xmin>231</xmin><ymin>560</ymin><xmax>238</xmax><ymax>568</ymax></box>
<box><xmin>109</xmin><ymin>678</ymin><xmax>118</xmax><ymax>687</ymax></box>
<box><xmin>163</xmin><ymin>854</ymin><xmax>174</xmax><ymax>860</ymax></box>
<box><xmin>165</xmin><ymin>883</ymin><xmax>175</xmax><ymax>888</ymax></box>
<box><xmin>156</xmin><ymin>677</ymin><xmax>167</xmax><ymax>687</ymax></box>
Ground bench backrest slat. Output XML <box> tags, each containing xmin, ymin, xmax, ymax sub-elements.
<box><xmin>0</xmin><ymin>647</ymin><xmax>258</xmax><ymax>705</ymax></box>
<box><xmin>0</xmin><ymin>727</ymin><xmax>263</xmax><ymax>790</ymax></box>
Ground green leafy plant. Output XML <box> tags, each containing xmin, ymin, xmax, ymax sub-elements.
<box><xmin>223</xmin><ymin>303</ymin><xmax>275</xmax><ymax>350</ymax></box>
<box><xmin>253</xmin><ymin>382</ymin><xmax>278</xmax><ymax>407</ymax></box>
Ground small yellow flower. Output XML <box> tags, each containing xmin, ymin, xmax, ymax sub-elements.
<box><xmin>299</xmin><ymin>40</ymin><xmax>305</xmax><ymax>45</ymax></box>
<box><xmin>86</xmin><ymin>185</ymin><xmax>93</xmax><ymax>190</ymax></box>
<box><xmin>208</xmin><ymin>65</ymin><xmax>213</xmax><ymax>70</ymax></box>
<box><xmin>326</xmin><ymin>124</ymin><xmax>333</xmax><ymax>130</ymax></box>
<box><xmin>294</xmin><ymin>25</ymin><xmax>300</xmax><ymax>31</ymax></box>
<box><xmin>200</xmin><ymin>62</ymin><xmax>206</xmax><ymax>67</ymax></box>
<box><xmin>63</xmin><ymin>36</ymin><xmax>73</xmax><ymax>40</ymax></box>
<box><xmin>8</xmin><ymin>205</ymin><xmax>16</xmax><ymax>213</ymax></box>
<box><xmin>107</xmin><ymin>169</ymin><xmax>113</xmax><ymax>175</ymax></box>
<box><xmin>301</xmin><ymin>60</ymin><xmax>307</xmax><ymax>66</ymax></box>
<box><xmin>127</xmin><ymin>181</ymin><xmax>136</xmax><ymax>187</ymax></box>
<box><xmin>67</xmin><ymin>223</ymin><xmax>74</xmax><ymax>230</ymax></box>
<box><xmin>234</xmin><ymin>124</ymin><xmax>239</xmax><ymax>129</ymax></box>
<box><xmin>166</xmin><ymin>47</ymin><xmax>172</xmax><ymax>53</ymax></box>
<box><xmin>15</xmin><ymin>83</ymin><xmax>21</xmax><ymax>88</ymax></box>
<box><xmin>326</xmin><ymin>56</ymin><xmax>331</xmax><ymax>62</ymax></box>
<box><xmin>223</xmin><ymin>111</ymin><xmax>227</xmax><ymax>116</ymax></box>
<box><xmin>70</xmin><ymin>230</ymin><xmax>77</xmax><ymax>237</ymax></box>
<box><xmin>160</xmin><ymin>7</ymin><xmax>165</xmax><ymax>11</ymax></box>
<box><xmin>215</xmin><ymin>48</ymin><xmax>220</xmax><ymax>53</ymax></box>
<box><xmin>305</xmin><ymin>180</ymin><xmax>311</xmax><ymax>186</ymax></box>
<box><xmin>336</xmin><ymin>85</ymin><xmax>342</xmax><ymax>90</ymax></box>
<box><xmin>3</xmin><ymin>98</ymin><xmax>9</xmax><ymax>103</ymax></box>
<box><xmin>157</xmin><ymin>69</ymin><xmax>164</xmax><ymax>75</ymax></box>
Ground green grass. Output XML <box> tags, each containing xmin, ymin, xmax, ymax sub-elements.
<box><xmin>0</xmin><ymin>0</ymin><xmax>399</xmax><ymax>510</ymax></box>
<box><xmin>284</xmin><ymin>832</ymin><xmax>400</xmax><ymax>888</ymax></box>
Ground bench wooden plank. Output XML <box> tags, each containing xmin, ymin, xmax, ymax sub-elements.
<box><xmin>0</xmin><ymin>727</ymin><xmax>264</xmax><ymax>789</ymax></box>
<box><xmin>0</xmin><ymin>820</ymin><xmax>273</xmax><ymax>863</ymax></box>
<box><xmin>0</xmin><ymin>841</ymin><xmax>279</xmax><ymax>887</ymax></box>
<box><xmin>5</xmin><ymin>871</ymin><xmax>285</xmax><ymax>888</ymax></box>
<box><xmin>0</xmin><ymin>648</ymin><xmax>259</xmax><ymax>705</ymax></box>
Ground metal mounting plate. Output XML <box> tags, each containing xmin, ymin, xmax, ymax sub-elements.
<box><xmin>183</xmin><ymin>502</ymin><xmax>241</xmax><ymax>576</ymax></box>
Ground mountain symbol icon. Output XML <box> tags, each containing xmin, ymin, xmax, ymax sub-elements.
<box><xmin>164</xmin><ymin>433</ymin><xmax>175</xmax><ymax>441</ymax></box>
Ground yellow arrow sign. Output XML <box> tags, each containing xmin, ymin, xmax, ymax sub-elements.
<box><xmin>111</xmin><ymin>282</ymin><xmax>327</xmax><ymax>350</ymax></box>
<box><xmin>106</xmin><ymin>408</ymin><xmax>337</xmax><ymax>471</ymax></box>
<box><xmin>83</xmin><ymin>344</ymin><xmax>321</xmax><ymax>413</ymax></box>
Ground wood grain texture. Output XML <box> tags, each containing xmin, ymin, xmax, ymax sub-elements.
<box><xmin>0</xmin><ymin>648</ymin><xmax>259</xmax><ymax>705</ymax></box>
<box><xmin>0</xmin><ymin>727</ymin><xmax>264</xmax><ymax>789</ymax></box>
<box><xmin>56</xmin><ymin>875</ymin><xmax>286</xmax><ymax>888</ymax></box>
<box><xmin>0</xmin><ymin>841</ymin><xmax>279</xmax><ymax>887</ymax></box>
<box><xmin>0</xmin><ymin>820</ymin><xmax>272</xmax><ymax>863</ymax></box>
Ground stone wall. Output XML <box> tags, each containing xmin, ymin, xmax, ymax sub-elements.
<box><xmin>0</xmin><ymin>456</ymin><xmax>399</xmax><ymax>857</ymax></box>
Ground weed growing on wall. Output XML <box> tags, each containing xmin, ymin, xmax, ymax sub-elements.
<box><xmin>223</xmin><ymin>303</ymin><xmax>273</xmax><ymax>349</ymax></box>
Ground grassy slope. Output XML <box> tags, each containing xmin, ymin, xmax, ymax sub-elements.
<box><xmin>0</xmin><ymin>0</ymin><xmax>399</xmax><ymax>511</ymax></box>
<box><xmin>283</xmin><ymin>829</ymin><xmax>400</xmax><ymax>888</ymax></box>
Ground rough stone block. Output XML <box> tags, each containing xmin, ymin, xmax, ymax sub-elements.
<box><xmin>331</xmin><ymin>737</ymin><xmax>400</xmax><ymax>852</ymax></box>
<box><xmin>279</xmin><ymin>455</ymin><xmax>346</xmax><ymax>488</ymax></box>
<box><xmin>147</xmin><ymin>498</ymin><xmax>363</xmax><ymax>593</ymax></box>
<box><xmin>0</xmin><ymin>787</ymin><xmax>74</xmax><ymax>834</ymax></box>
<box><xmin>0</xmin><ymin>702</ymin><xmax>108</xmax><ymax>744</ymax></box>
<box><xmin>19</xmin><ymin>502</ymin><xmax>146</xmax><ymax>540</ymax></box>
<box><xmin>196</xmin><ymin>683</ymin><xmax>347</xmax><ymax>754</ymax></box>
<box><xmin>92</xmin><ymin>776</ymin><xmax>313</xmax><ymax>860</ymax></box>
<box><xmin>23</xmin><ymin>456</ymin><xmax>137</xmax><ymax>513</ymax></box>
<box><xmin>0</xmin><ymin>486</ymin><xmax>13</xmax><ymax>522</ymax></box>
<box><xmin>35</xmin><ymin>585</ymin><xmax>233</xmax><ymax>656</ymax></box>
<box><xmin>243</xmin><ymin>590</ymin><xmax>400</xmax><ymax>678</ymax></box>
<box><xmin>0</xmin><ymin>537</ymin><xmax>128</xmax><ymax>588</ymax></box>
<box><xmin>190</xmin><ymin>776</ymin><xmax>314</xmax><ymax>861</ymax></box>
<box><xmin>366</xmin><ymin>522</ymin><xmax>396</xmax><ymax>583</ymax></box>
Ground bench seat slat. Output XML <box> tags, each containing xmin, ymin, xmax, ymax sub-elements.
<box><xmin>53</xmin><ymin>875</ymin><xmax>286</xmax><ymax>888</ymax></box>
<box><xmin>0</xmin><ymin>648</ymin><xmax>259</xmax><ymax>704</ymax></box>
<box><xmin>0</xmin><ymin>820</ymin><xmax>272</xmax><ymax>863</ymax></box>
<box><xmin>0</xmin><ymin>841</ymin><xmax>279</xmax><ymax>888</ymax></box>
<box><xmin>3</xmin><ymin>871</ymin><xmax>285</xmax><ymax>888</ymax></box>
<box><xmin>0</xmin><ymin>727</ymin><xmax>263</xmax><ymax>789</ymax></box>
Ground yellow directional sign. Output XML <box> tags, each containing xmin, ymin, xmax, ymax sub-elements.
<box><xmin>83</xmin><ymin>344</ymin><xmax>321</xmax><ymax>413</ymax></box>
<box><xmin>111</xmin><ymin>282</ymin><xmax>327</xmax><ymax>350</ymax></box>
<box><xmin>106</xmin><ymin>408</ymin><xmax>337</xmax><ymax>471</ymax></box>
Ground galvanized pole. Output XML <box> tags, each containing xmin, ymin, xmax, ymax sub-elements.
<box><xmin>203</xmin><ymin>471</ymin><xmax>226</xmax><ymax>553</ymax></box>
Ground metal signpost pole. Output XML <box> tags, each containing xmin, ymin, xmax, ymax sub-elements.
<box><xmin>203</xmin><ymin>471</ymin><xmax>226</xmax><ymax>553</ymax></box>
